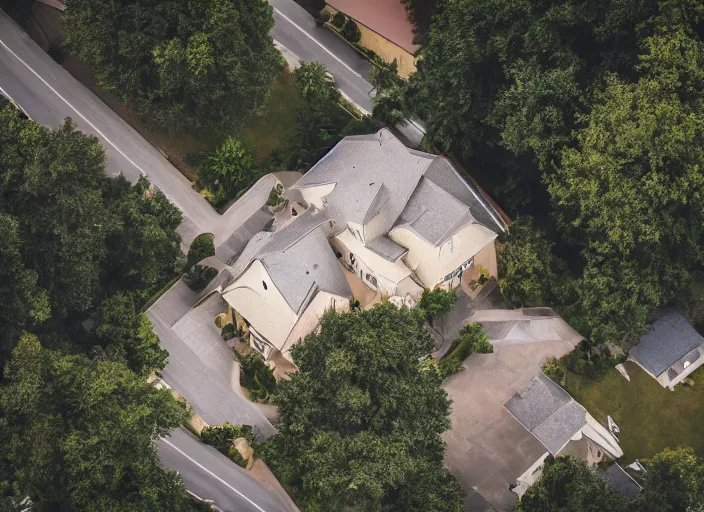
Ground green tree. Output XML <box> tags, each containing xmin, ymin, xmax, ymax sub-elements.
<box><xmin>62</xmin><ymin>0</ymin><xmax>281</xmax><ymax>131</ymax></box>
<box><xmin>0</xmin><ymin>214</ymin><xmax>49</xmax><ymax>360</ymax></box>
<box><xmin>187</xmin><ymin>233</ymin><xmax>216</xmax><ymax>267</ymax></box>
<box><xmin>400</xmin><ymin>0</ymin><xmax>438</xmax><ymax>37</ymax></box>
<box><xmin>370</xmin><ymin>59</ymin><xmax>409</xmax><ymax>126</ymax></box>
<box><xmin>418</xmin><ymin>287</ymin><xmax>457</xmax><ymax>324</ymax></box>
<box><xmin>517</xmin><ymin>456</ymin><xmax>628</xmax><ymax>512</ymax></box>
<box><xmin>632</xmin><ymin>448</ymin><xmax>704</xmax><ymax>512</ymax></box>
<box><xmin>199</xmin><ymin>137</ymin><xmax>259</xmax><ymax>207</ymax></box>
<box><xmin>0</xmin><ymin>109</ymin><xmax>109</xmax><ymax>318</ymax></box>
<box><xmin>95</xmin><ymin>292</ymin><xmax>168</xmax><ymax>376</ymax></box>
<box><xmin>0</xmin><ymin>334</ymin><xmax>194</xmax><ymax>510</ymax></box>
<box><xmin>261</xmin><ymin>304</ymin><xmax>464</xmax><ymax>511</ymax></box>
<box><xmin>103</xmin><ymin>175</ymin><xmax>184</xmax><ymax>296</ymax></box>
<box><xmin>497</xmin><ymin>217</ymin><xmax>568</xmax><ymax>308</ymax></box>
<box><xmin>548</xmin><ymin>30</ymin><xmax>704</xmax><ymax>344</ymax></box>
<box><xmin>284</xmin><ymin>62</ymin><xmax>351</xmax><ymax>170</ymax></box>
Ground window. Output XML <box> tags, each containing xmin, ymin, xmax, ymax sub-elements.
<box><xmin>262</xmin><ymin>281</ymin><xmax>268</xmax><ymax>290</ymax></box>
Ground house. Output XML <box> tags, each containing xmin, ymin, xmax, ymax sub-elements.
<box><xmin>324</xmin><ymin>0</ymin><xmax>420</xmax><ymax>78</ymax></box>
<box><xmin>222</xmin><ymin>129</ymin><xmax>506</xmax><ymax>362</ymax></box>
<box><xmin>505</xmin><ymin>373</ymin><xmax>623</xmax><ymax>496</ymax></box>
<box><xmin>629</xmin><ymin>309</ymin><xmax>704</xmax><ymax>389</ymax></box>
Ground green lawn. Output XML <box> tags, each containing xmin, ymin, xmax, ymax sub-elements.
<box><xmin>563</xmin><ymin>361</ymin><xmax>704</xmax><ymax>463</ymax></box>
<box><xmin>241</xmin><ymin>69</ymin><xmax>299</xmax><ymax>162</ymax></box>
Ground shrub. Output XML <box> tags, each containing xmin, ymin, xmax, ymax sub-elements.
<box><xmin>234</xmin><ymin>352</ymin><xmax>277</xmax><ymax>403</ymax></box>
<box><xmin>183</xmin><ymin>265</ymin><xmax>218</xmax><ymax>292</ymax></box>
<box><xmin>316</xmin><ymin>11</ymin><xmax>331</xmax><ymax>27</ymax></box>
<box><xmin>266</xmin><ymin>183</ymin><xmax>285</xmax><ymax>207</ymax></box>
<box><xmin>187</xmin><ymin>233</ymin><xmax>215</xmax><ymax>267</ymax></box>
<box><xmin>228</xmin><ymin>445</ymin><xmax>249</xmax><ymax>468</ymax></box>
<box><xmin>221</xmin><ymin>323</ymin><xmax>237</xmax><ymax>341</ymax></box>
<box><xmin>341</xmin><ymin>19</ymin><xmax>362</xmax><ymax>44</ymax></box>
<box><xmin>542</xmin><ymin>357</ymin><xmax>567</xmax><ymax>386</ymax></box>
<box><xmin>439</xmin><ymin>324</ymin><xmax>491</xmax><ymax>378</ymax></box>
<box><xmin>331</xmin><ymin>11</ymin><xmax>347</xmax><ymax>29</ymax></box>
<box><xmin>201</xmin><ymin>422</ymin><xmax>255</xmax><ymax>455</ymax></box>
<box><xmin>418</xmin><ymin>288</ymin><xmax>457</xmax><ymax>324</ymax></box>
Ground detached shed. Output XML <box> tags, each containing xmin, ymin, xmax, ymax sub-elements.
<box><xmin>630</xmin><ymin>309</ymin><xmax>704</xmax><ymax>390</ymax></box>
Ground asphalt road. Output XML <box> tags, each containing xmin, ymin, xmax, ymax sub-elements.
<box><xmin>268</xmin><ymin>0</ymin><xmax>425</xmax><ymax>147</ymax></box>
<box><xmin>159</xmin><ymin>427</ymin><xmax>292</xmax><ymax>512</ymax></box>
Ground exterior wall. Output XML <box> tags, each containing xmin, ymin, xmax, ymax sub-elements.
<box><xmin>333</xmin><ymin>229</ymin><xmax>412</xmax><ymax>296</ymax></box>
<box><xmin>222</xmin><ymin>260</ymin><xmax>298</xmax><ymax>350</ymax></box>
<box><xmin>299</xmin><ymin>183</ymin><xmax>336</xmax><ymax>210</ymax></box>
<box><xmin>362</xmin><ymin>200</ymin><xmax>392</xmax><ymax>242</ymax></box>
<box><xmin>473</xmin><ymin>239</ymin><xmax>498</xmax><ymax>278</ymax></box>
<box><xmin>280</xmin><ymin>291</ymin><xmax>351</xmax><ymax>355</ymax></box>
<box><xmin>657</xmin><ymin>344</ymin><xmax>704</xmax><ymax>389</ymax></box>
<box><xmin>396</xmin><ymin>275</ymin><xmax>424</xmax><ymax>300</ymax></box>
<box><xmin>389</xmin><ymin>223</ymin><xmax>497</xmax><ymax>288</ymax></box>
<box><xmin>324</xmin><ymin>6</ymin><xmax>417</xmax><ymax>79</ymax></box>
<box><xmin>582</xmin><ymin>413</ymin><xmax>623</xmax><ymax>459</ymax></box>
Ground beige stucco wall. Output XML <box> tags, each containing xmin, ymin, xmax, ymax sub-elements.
<box><xmin>390</xmin><ymin>223</ymin><xmax>497</xmax><ymax>288</ymax></box>
<box><xmin>333</xmin><ymin>229</ymin><xmax>412</xmax><ymax>295</ymax></box>
<box><xmin>222</xmin><ymin>261</ymin><xmax>298</xmax><ymax>349</ymax></box>
<box><xmin>298</xmin><ymin>183</ymin><xmax>336</xmax><ymax>210</ymax></box>
<box><xmin>473</xmin><ymin>239</ymin><xmax>498</xmax><ymax>278</ymax></box>
<box><xmin>325</xmin><ymin>6</ymin><xmax>417</xmax><ymax>79</ymax></box>
<box><xmin>280</xmin><ymin>290</ymin><xmax>350</xmax><ymax>355</ymax></box>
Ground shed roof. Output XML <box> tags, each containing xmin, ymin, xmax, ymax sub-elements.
<box><xmin>505</xmin><ymin>373</ymin><xmax>586</xmax><ymax>455</ymax></box>
<box><xmin>630</xmin><ymin>309</ymin><xmax>704</xmax><ymax>377</ymax></box>
<box><xmin>600</xmin><ymin>464</ymin><xmax>641</xmax><ymax>501</ymax></box>
<box><xmin>326</xmin><ymin>0</ymin><xmax>420</xmax><ymax>54</ymax></box>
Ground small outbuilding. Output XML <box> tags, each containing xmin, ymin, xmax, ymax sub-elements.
<box><xmin>629</xmin><ymin>309</ymin><xmax>704</xmax><ymax>390</ymax></box>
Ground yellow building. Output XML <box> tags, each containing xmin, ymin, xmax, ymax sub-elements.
<box><xmin>325</xmin><ymin>0</ymin><xmax>420</xmax><ymax>79</ymax></box>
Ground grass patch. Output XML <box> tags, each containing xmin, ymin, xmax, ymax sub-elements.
<box><xmin>241</xmin><ymin>70</ymin><xmax>299</xmax><ymax>162</ymax></box>
<box><xmin>562</xmin><ymin>361</ymin><xmax>704</xmax><ymax>463</ymax></box>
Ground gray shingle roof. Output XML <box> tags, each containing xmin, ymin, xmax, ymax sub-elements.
<box><xmin>600</xmin><ymin>464</ymin><xmax>641</xmax><ymax>500</ymax></box>
<box><xmin>505</xmin><ymin>373</ymin><xmax>586</xmax><ymax>455</ymax></box>
<box><xmin>630</xmin><ymin>309</ymin><xmax>704</xmax><ymax>377</ymax></box>
<box><xmin>292</xmin><ymin>129</ymin><xmax>434</xmax><ymax>234</ymax></box>
<box><xmin>366</xmin><ymin>235</ymin><xmax>407</xmax><ymax>261</ymax></box>
<box><xmin>423</xmin><ymin>157</ymin><xmax>505</xmax><ymax>233</ymax></box>
<box><xmin>229</xmin><ymin>208</ymin><xmax>351</xmax><ymax>314</ymax></box>
<box><xmin>393</xmin><ymin>177</ymin><xmax>476</xmax><ymax>245</ymax></box>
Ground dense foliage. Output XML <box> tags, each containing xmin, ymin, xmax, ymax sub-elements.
<box><xmin>0</xmin><ymin>335</ymin><xmax>194</xmax><ymax>510</ymax></box>
<box><xmin>0</xmin><ymin>104</ymin><xmax>197</xmax><ymax>507</ymax></box>
<box><xmin>400</xmin><ymin>0</ymin><xmax>438</xmax><ymax>37</ymax></box>
<box><xmin>260</xmin><ymin>304</ymin><xmax>464</xmax><ymax>511</ymax></box>
<box><xmin>517</xmin><ymin>456</ymin><xmax>628</xmax><ymax>512</ymax></box>
<box><xmin>198</xmin><ymin>137</ymin><xmax>260</xmax><ymax>208</ymax></box>
<box><xmin>518</xmin><ymin>449</ymin><xmax>704</xmax><ymax>512</ymax></box>
<box><xmin>439</xmin><ymin>323</ymin><xmax>492</xmax><ymax>378</ymax></box>
<box><xmin>418</xmin><ymin>287</ymin><xmax>457</xmax><ymax>324</ymax></box>
<box><xmin>62</xmin><ymin>0</ymin><xmax>281</xmax><ymax>131</ymax></box>
<box><xmin>280</xmin><ymin>62</ymin><xmax>378</xmax><ymax>170</ymax></box>
<box><xmin>380</xmin><ymin>0</ymin><xmax>704</xmax><ymax>345</ymax></box>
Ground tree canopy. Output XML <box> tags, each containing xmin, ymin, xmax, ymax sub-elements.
<box><xmin>62</xmin><ymin>0</ymin><xmax>282</xmax><ymax>131</ymax></box>
<box><xmin>259</xmin><ymin>304</ymin><xmax>464</xmax><ymax>511</ymax></box>
<box><xmin>0</xmin><ymin>103</ymin><xmax>197</xmax><ymax>507</ymax></box>
<box><xmin>0</xmin><ymin>334</ymin><xmax>193</xmax><ymax>510</ymax></box>
<box><xmin>381</xmin><ymin>0</ymin><xmax>704</xmax><ymax>345</ymax></box>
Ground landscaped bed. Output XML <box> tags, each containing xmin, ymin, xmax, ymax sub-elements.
<box><xmin>562</xmin><ymin>361</ymin><xmax>704</xmax><ymax>463</ymax></box>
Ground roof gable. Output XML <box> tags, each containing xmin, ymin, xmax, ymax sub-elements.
<box><xmin>505</xmin><ymin>374</ymin><xmax>586</xmax><ymax>455</ymax></box>
<box><xmin>630</xmin><ymin>309</ymin><xmax>704</xmax><ymax>376</ymax></box>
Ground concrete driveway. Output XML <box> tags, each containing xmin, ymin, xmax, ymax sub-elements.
<box><xmin>442</xmin><ymin>338</ymin><xmax>577</xmax><ymax>511</ymax></box>
<box><xmin>147</xmin><ymin>286</ymin><xmax>276</xmax><ymax>439</ymax></box>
